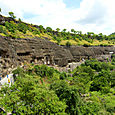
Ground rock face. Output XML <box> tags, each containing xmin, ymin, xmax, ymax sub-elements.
<box><xmin>0</xmin><ymin>35</ymin><xmax>115</xmax><ymax>76</ymax></box>
<box><xmin>0</xmin><ymin>35</ymin><xmax>73</xmax><ymax>75</ymax></box>
<box><xmin>64</xmin><ymin>46</ymin><xmax>115</xmax><ymax>62</ymax></box>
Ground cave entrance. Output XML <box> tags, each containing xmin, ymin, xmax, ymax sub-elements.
<box><xmin>17</xmin><ymin>52</ymin><xmax>30</xmax><ymax>56</ymax></box>
<box><xmin>45</xmin><ymin>55</ymin><xmax>52</xmax><ymax>65</ymax></box>
<box><xmin>0</xmin><ymin>49</ymin><xmax>7</xmax><ymax>58</ymax></box>
<box><xmin>54</xmin><ymin>59</ymin><xmax>58</xmax><ymax>65</ymax></box>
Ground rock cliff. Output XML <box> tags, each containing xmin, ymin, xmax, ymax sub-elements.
<box><xmin>0</xmin><ymin>35</ymin><xmax>115</xmax><ymax>76</ymax></box>
<box><xmin>0</xmin><ymin>35</ymin><xmax>73</xmax><ymax>75</ymax></box>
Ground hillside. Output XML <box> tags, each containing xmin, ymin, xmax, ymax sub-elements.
<box><xmin>0</xmin><ymin>13</ymin><xmax>115</xmax><ymax>77</ymax></box>
<box><xmin>0</xmin><ymin>14</ymin><xmax>114</xmax><ymax>46</ymax></box>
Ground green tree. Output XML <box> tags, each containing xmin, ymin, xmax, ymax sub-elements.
<box><xmin>71</xmin><ymin>29</ymin><xmax>75</xmax><ymax>33</ymax></box>
<box><xmin>18</xmin><ymin>18</ymin><xmax>22</xmax><ymax>22</ymax></box>
<box><xmin>17</xmin><ymin>23</ymin><xmax>29</xmax><ymax>34</ymax></box>
<box><xmin>77</xmin><ymin>31</ymin><xmax>82</xmax><ymax>35</ymax></box>
<box><xmin>0</xmin><ymin>74</ymin><xmax>66</xmax><ymax>114</ymax></box>
<box><xmin>8</xmin><ymin>12</ymin><xmax>16</xmax><ymax>19</ymax></box>
<box><xmin>50</xmin><ymin>80</ymin><xmax>81</xmax><ymax>114</ymax></box>
<box><xmin>56</xmin><ymin>28</ymin><xmax>60</xmax><ymax>32</ymax></box>
<box><xmin>5</xmin><ymin>21</ymin><xmax>16</xmax><ymax>33</ymax></box>
<box><xmin>62</xmin><ymin>29</ymin><xmax>67</xmax><ymax>33</ymax></box>
<box><xmin>0</xmin><ymin>8</ymin><xmax>1</xmax><ymax>13</ymax></box>
<box><xmin>39</xmin><ymin>25</ymin><xmax>45</xmax><ymax>33</ymax></box>
<box><xmin>46</xmin><ymin>27</ymin><xmax>52</xmax><ymax>33</ymax></box>
<box><xmin>90</xmin><ymin>70</ymin><xmax>111</xmax><ymax>93</ymax></box>
<box><xmin>56</xmin><ymin>37</ymin><xmax>61</xmax><ymax>45</ymax></box>
<box><xmin>66</xmin><ymin>41</ymin><xmax>71</xmax><ymax>47</ymax></box>
<box><xmin>0</xmin><ymin>25</ymin><xmax>8</xmax><ymax>35</ymax></box>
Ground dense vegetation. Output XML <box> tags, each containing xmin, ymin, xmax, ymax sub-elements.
<box><xmin>0</xmin><ymin>10</ymin><xmax>115</xmax><ymax>46</ymax></box>
<box><xmin>0</xmin><ymin>58</ymin><xmax>115</xmax><ymax>114</ymax></box>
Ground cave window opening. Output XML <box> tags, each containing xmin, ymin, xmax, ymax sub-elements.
<box><xmin>68</xmin><ymin>60</ymin><xmax>72</xmax><ymax>63</ymax></box>
<box><xmin>6</xmin><ymin>55</ymin><xmax>9</xmax><ymax>58</ymax></box>
<box><xmin>37</xmin><ymin>57</ymin><xmax>43</xmax><ymax>60</ymax></box>
<box><xmin>17</xmin><ymin>52</ymin><xmax>30</xmax><ymax>56</ymax></box>
<box><xmin>69</xmin><ymin>65</ymin><xmax>71</xmax><ymax>68</ymax></box>
<box><xmin>54</xmin><ymin>60</ymin><xmax>58</xmax><ymax>65</ymax></box>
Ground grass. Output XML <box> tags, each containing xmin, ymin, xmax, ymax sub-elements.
<box><xmin>0</xmin><ymin>33</ymin><xmax>6</xmax><ymax>36</ymax></box>
<box><xmin>60</xmin><ymin>40</ymin><xmax>78</xmax><ymax>45</ymax></box>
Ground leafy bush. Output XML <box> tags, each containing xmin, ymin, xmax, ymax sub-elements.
<box><xmin>80</xmin><ymin>102</ymin><xmax>100</xmax><ymax>115</ymax></box>
<box><xmin>5</xmin><ymin>21</ymin><xmax>16</xmax><ymax>33</ymax></box>
<box><xmin>90</xmin><ymin>70</ymin><xmax>111</xmax><ymax>93</ymax></box>
<box><xmin>0</xmin><ymin>25</ymin><xmax>8</xmax><ymax>35</ymax></box>
<box><xmin>33</xmin><ymin>65</ymin><xmax>56</xmax><ymax>78</ymax></box>
<box><xmin>66</xmin><ymin>41</ymin><xmax>71</xmax><ymax>47</ymax></box>
<box><xmin>17</xmin><ymin>23</ymin><xmax>29</xmax><ymax>34</ymax></box>
<box><xmin>9</xmin><ymin>12</ymin><xmax>16</xmax><ymax>19</ymax></box>
<box><xmin>50</xmin><ymin>80</ymin><xmax>81</xmax><ymax>114</ymax></box>
<box><xmin>0</xmin><ymin>74</ymin><xmax>66</xmax><ymax>114</ymax></box>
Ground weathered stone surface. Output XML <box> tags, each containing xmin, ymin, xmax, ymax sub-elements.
<box><xmin>64</xmin><ymin>46</ymin><xmax>115</xmax><ymax>62</ymax></box>
<box><xmin>0</xmin><ymin>35</ymin><xmax>115</xmax><ymax>76</ymax></box>
<box><xmin>0</xmin><ymin>35</ymin><xmax>73</xmax><ymax>72</ymax></box>
<box><xmin>0</xmin><ymin>35</ymin><xmax>114</xmax><ymax>72</ymax></box>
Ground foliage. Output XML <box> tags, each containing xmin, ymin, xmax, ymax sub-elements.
<box><xmin>0</xmin><ymin>72</ymin><xmax>66</xmax><ymax>114</ymax></box>
<box><xmin>0</xmin><ymin>25</ymin><xmax>8</xmax><ymax>35</ymax></box>
<box><xmin>8</xmin><ymin>12</ymin><xmax>16</xmax><ymax>19</ymax></box>
<box><xmin>80</xmin><ymin>101</ymin><xmax>101</xmax><ymax>115</ymax></box>
<box><xmin>0</xmin><ymin>59</ymin><xmax>115</xmax><ymax>114</ymax></box>
<box><xmin>85</xmin><ymin>59</ymin><xmax>114</xmax><ymax>72</ymax></box>
<box><xmin>5</xmin><ymin>21</ymin><xmax>16</xmax><ymax>33</ymax></box>
<box><xmin>50</xmin><ymin>80</ymin><xmax>81</xmax><ymax>114</ymax></box>
<box><xmin>66</xmin><ymin>41</ymin><xmax>71</xmax><ymax>47</ymax></box>
<box><xmin>0</xmin><ymin>13</ymin><xmax>114</xmax><ymax>46</ymax></box>
<box><xmin>0</xmin><ymin>12</ymin><xmax>115</xmax><ymax>114</ymax></box>
<box><xmin>33</xmin><ymin>65</ymin><xmax>56</xmax><ymax>78</ymax></box>
<box><xmin>90</xmin><ymin>70</ymin><xmax>111</xmax><ymax>93</ymax></box>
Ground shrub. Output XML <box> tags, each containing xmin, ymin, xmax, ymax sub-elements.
<box><xmin>5</xmin><ymin>21</ymin><xmax>16</xmax><ymax>33</ymax></box>
<box><xmin>0</xmin><ymin>25</ymin><xmax>8</xmax><ymax>35</ymax></box>
<box><xmin>66</xmin><ymin>41</ymin><xmax>71</xmax><ymax>47</ymax></box>
<box><xmin>50</xmin><ymin>80</ymin><xmax>81</xmax><ymax>114</ymax></box>
<box><xmin>17</xmin><ymin>23</ymin><xmax>28</xmax><ymax>34</ymax></box>
<box><xmin>83</xmin><ymin>43</ymin><xmax>90</xmax><ymax>47</ymax></box>
<box><xmin>8</xmin><ymin>12</ymin><xmax>16</xmax><ymax>19</ymax></box>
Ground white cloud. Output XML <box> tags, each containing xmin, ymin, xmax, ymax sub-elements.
<box><xmin>0</xmin><ymin>0</ymin><xmax>115</xmax><ymax>35</ymax></box>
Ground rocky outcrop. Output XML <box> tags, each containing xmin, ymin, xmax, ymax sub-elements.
<box><xmin>64</xmin><ymin>46</ymin><xmax>115</xmax><ymax>62</ymax></box>
<box><xmin>0</xmin><ymin>35</ymin><xmax>73</xmax><ymax>75</ymax></box>
<box><xmin>0</xmin><ymin>35</ymin><xmax>115</xmax><ymax>76</ymax></box>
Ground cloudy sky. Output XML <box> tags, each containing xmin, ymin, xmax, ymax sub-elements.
<box><xmin>0</xmin><ymin>0</ymin><xmax>115</xmax><ymax>35</ymax></box>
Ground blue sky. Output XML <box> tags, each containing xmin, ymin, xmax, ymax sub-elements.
<box><xmin>0</xmin><ymin>0</ymin><xmax>115</xmax><ymax>35</ymax></box>
<box><xmin>63</xmin><ymin>0</ymin><xmax>82</xmax><ymax>9</ymax></box>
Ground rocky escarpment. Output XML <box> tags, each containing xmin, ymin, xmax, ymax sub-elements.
<box><xmin>64</xmin><ymin>46</ymin><xmax>115</xmax><ymax>62</ymax></box>
<box><xmin>0</xmin><ymin>35</ymin><xmax>73</xmax><ymax>75</ymax></box>
<box><xmin>0</xmin><ymin>35</ymin><xmax>115</xmax><ymax>76</ymax></box>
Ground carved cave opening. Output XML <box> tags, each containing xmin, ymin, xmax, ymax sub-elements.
<box><xmin>17</xmin><ymin>52</ymin><xmax>30</xmax><ymax>56</ymax></box>
<box><xmin>0</xmin><ymin>50</ymin><xmax>7</xmax><ymax>58</ymax></box>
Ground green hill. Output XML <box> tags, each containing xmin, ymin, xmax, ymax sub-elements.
<box><xmin>0</xmin><ymin>14</ymin><xmax>114</xmax><ymax>46</ymax></box>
